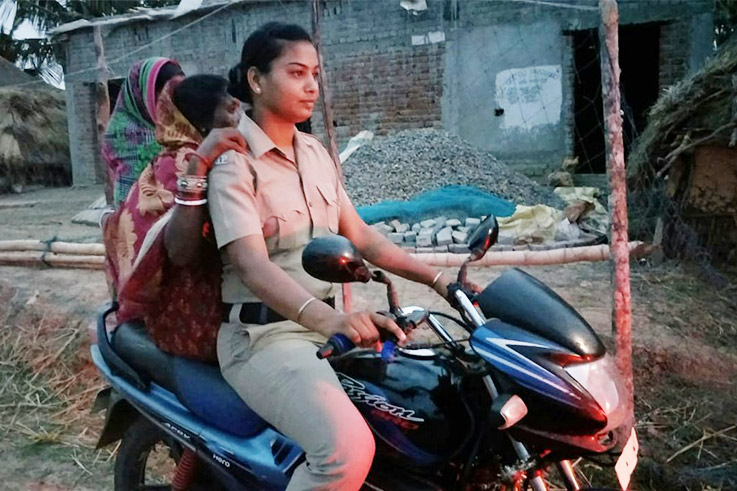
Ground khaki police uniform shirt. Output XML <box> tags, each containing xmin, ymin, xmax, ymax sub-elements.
<box><xmin>208</xmin><ymin>115</ymin><xmax>351</xmax><ymax>307</ymax></box>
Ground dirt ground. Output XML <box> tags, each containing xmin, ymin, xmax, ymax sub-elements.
<box><xmin>0</xmin><ymin>185</ymin><xmax>104</xmax><ymax>242</ymax></box>
<box><xmin>1</xmin><ymin>186</ymin><xmax>736</xmax><ymax>490</ymax></box>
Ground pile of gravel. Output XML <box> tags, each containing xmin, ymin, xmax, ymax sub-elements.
<box><xmin>342</xmin><ymin>129</ymin><xmax>564</xmax><ymax>209</ymax></box>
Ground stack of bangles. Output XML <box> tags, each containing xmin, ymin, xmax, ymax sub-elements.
<box><xmin>175</xmin><ymin>152</ymin><xmax>210</xmax><ymax>206</ymax></box>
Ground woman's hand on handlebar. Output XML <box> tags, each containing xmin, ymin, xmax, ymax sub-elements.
<box><xmin>322</xmin><ymin>311</ymin><xmax>406</xmax><ymax>350</ymax></box>
<box><xmin>432</xmin><ymin>273</ymin><xmax>452</xmax><ymax>301</ymax></box>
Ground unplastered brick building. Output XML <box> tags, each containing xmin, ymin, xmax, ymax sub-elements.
<box><xmin>51</xmin><ymin>0</ymin><xmax>714</xmax><ymax>186</ymax></box>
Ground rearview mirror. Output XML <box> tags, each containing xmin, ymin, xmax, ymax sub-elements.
<box><xmin>302</xmin><ymin>236</ymin><xmax>372</xmax><ymax>283</ymax></box>
<box><xmin>468</xmin><ymin>215</ymin><xmax>499</xmax><ymax>261</ymax></box>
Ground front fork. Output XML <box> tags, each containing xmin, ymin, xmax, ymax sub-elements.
<box><xmin>459</xmin><ymin>290</ymin><xmax>580</xmax><ymax>491</ymax></box>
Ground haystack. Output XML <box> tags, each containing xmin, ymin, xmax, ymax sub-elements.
<box><xmin>629</xmin><ymin>37</ymin><xmax>737</xmax><ymax>182</ymax></box>
<box><xmin>629</xmin><ymin>38</ymin><xmax>737</xmax><ymax>265</ymax></box>
<box><xmin>0</xmin><ymin>56</ymin><xmax>36</xmax><ymax>87</ymax></box>
<box><xmin>0</xmin><ymin>87</ymin><xmax>71</xmax><ymax>190</ymax></box>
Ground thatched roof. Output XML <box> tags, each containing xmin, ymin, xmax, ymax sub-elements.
<box><xmin>0</xmin><ymin>57</ymin><xmax>35</xmax><ymax>87</ymax></box>
<box><xmin>629</xmin><ymin>38</ymin><xmax>737</xmax><ymax>186</ymax></box>
<box><xmin>0</xmin><ymin>87</ymin><xmax>70</xmax><ymax>185</ymax></box>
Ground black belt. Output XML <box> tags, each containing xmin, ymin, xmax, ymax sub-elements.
<box><xmin>223</xmin><ymin>297</ymin><xmax>335</xmax><ymax>325</ymax></box>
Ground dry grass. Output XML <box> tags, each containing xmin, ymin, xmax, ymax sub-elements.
<box><xmin>628</xmin><ymin>263</ymin><xmax>737</xmax><ymax>490</ymax></box>
<box><xmin>0</xmin><ymin>261</ymin><xmax>735</xmax><ymax>490</ymax></box>
<box><xmin>0</xmin><ymin>282</ymin><xmax>112</xmax><ymax>488</ymax></box>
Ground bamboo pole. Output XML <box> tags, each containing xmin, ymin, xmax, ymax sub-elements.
<box><xmin>0</xmin><ymin>240</ymin><xmax>105</xmax><ymax>255</ymax></box>
<box><xmin>311</xmin><ymin>0</ymin><xmax>343</xmax><ymax>183</ymax></box>
<box><xmin>94</xmin><ymin>25</ymin><xmax>112</xmax><ymax>204</ymax></box>
<box><xmin>0</xmin><ymin>251</ymin><xmax>104</xmax><ymax>269</ymax></box>
<box><xmin>0</xmin><ymin>241</ymin><xmax>651</xmax><ymax>271</ymax></box>
<box><xmin>410</xmin><ymin>241</ymin><xmax>645</xmax><ymax>267</ymax></box>
<box><xmin>311</xmin><ymin>0</ymin><xmax>352</xmax><ymax>313</ymax></box>
<box><xmin>599</xmin><ymin>0</ymin><xmax>634</xmax><ymax>417</ymax></box>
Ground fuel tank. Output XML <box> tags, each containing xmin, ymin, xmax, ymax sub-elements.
<box><xmin>330</xmin><ymin>348</ymin><xmax>473</xmax><ymax>468</ymax></box>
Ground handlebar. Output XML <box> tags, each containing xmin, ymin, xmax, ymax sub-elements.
<box><xmin>316</xmin><ymin>333</ymin><xmax>399</xmax><ymax>360</ymax></box>
<box><xmin>316</xmin><ymin>309</ymin><xmax>427</xmax><ymax>360</ymax></box>
<box><xmin>316</xmin><ymin>283</ymin><xmax>483</xmax><ymax>360</ymax></box>
<box><xmin>316</xmin><ymin>333</ymin><xmax>356</xmax><ymax>359</ymax></box>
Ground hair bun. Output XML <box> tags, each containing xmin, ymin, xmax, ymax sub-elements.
<box><xmin>227</xmin><ymin>63</ymin><xmax>250</xmax><ymax>102</ymax></box>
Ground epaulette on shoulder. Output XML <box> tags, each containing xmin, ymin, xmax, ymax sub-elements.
<box><xmin>215</xmin><ymin>148</ymin><xmax>251</xmax><ymax>166</ymax></box>
<box><xmin>298</xmin><ymin>131</ymin><xmax>325</xmax><ymax>147</ymax></box>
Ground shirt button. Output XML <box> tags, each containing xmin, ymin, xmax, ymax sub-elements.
<box><xmin>308</xmin><ymin>201</ymin><xmax>313</xmax><ymax>207</ymax></box>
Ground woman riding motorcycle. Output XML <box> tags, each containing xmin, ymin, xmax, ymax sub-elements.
<box><xmin>209</xmin><ymin>22</ymin><xmax>452</xmax><ymax>490</ymax></box>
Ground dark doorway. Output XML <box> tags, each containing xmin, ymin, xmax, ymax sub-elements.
<box><xmin>107</xmin><ymin>78</ymin><xmax>124</xmax><ymax>116</ymax></box>
<box><xmin>572</xmin><ymin>23</ymin><xmax>660</xmax><ymax>173</ymax></box>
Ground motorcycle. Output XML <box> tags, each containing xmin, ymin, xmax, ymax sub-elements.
<box><xmin>91</xmin><ymin>215</ymin><xmax>638</xmax><ymax>490</ymax></box>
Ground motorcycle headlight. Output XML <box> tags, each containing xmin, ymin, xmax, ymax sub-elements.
<box><xmin>565</xmin><ymin>354</ymin><xmax>629</xmax><ymax>432</ymax></box>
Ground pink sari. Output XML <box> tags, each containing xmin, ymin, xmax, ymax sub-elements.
<box><xmin>103</xmin><ymin>80</ymin><xmax>222</xmax><ymax>362</ymax></box>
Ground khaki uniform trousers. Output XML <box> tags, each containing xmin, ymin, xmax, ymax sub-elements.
<box><xmin>217</xmin><ymin>320</ymin><xmax>375</xmax><ymax>491</ymax></box>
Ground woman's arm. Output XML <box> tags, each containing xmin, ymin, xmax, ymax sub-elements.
<box><xmin>164</xmin><ymin>128</ymin><xmax>247</xmax><ymax>266</ymax></box>
<box><xmin>164</xmin><ymin>155</ymin><xmax>210</xmax><ymax>266</ymax></box>
<box><xmin>338</xmin><ymin>200</ymin><xmax>452</xmax><ymax>298</ymax></box>
<box><xmin>226</xmin><ymin>235</ymin><xmax>406</xmax><ymax>347</ymax></box>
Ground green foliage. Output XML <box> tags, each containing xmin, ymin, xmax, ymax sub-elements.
<box><xmin>0</xmin><ymin>0</ymin><xmax>179</xmax><ymax>70</ymax></box>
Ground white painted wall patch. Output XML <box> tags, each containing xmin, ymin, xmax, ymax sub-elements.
<box><xmin>411</xmin><ymin>30</ymin><xmax>446</xmax><ymax>46</ymax></box>
<box><xmin>495</xmin><ymin>65</ymin><xmax>562</xmax><ymax>130</ymax></box>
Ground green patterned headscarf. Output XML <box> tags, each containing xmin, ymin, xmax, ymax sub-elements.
<box><xmin>102</xmin><ymin>57</ymin><xmax>181</xmax><ymax>206</ymax></box>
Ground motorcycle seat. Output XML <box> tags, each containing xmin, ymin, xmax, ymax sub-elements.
<box><xmin>111</xmin><ymin>321</ymin><xmax>268</xmax><ymax>438</ymax></box>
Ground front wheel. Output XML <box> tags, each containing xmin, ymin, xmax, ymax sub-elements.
<box><xmin>467</xmin><ymin>459</ymin><xmax>620</xmax><ymax>491</ymax></box>
<box><xmin>114</xmin><ymin>415</ymin><xmax>222</xmax><ymax>491</ymax></box>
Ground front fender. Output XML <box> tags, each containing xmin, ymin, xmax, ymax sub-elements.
<box><xmin>94</xmin><ymin>387</ymin><xmax>139</xmax><ymax>449</ymax></box>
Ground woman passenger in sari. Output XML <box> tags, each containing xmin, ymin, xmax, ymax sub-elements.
<box><xmin>102</xmin><ymin>58</ymin><xmax>184</xmax><ymax>207</ymax></box>
<box><xmin>103</xmin><ymin>75</ymin><xmax>246</xmax><ymax>361</ymax></box>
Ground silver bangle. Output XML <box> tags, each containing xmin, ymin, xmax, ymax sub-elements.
<box><xmin>431</xmin><ymin>271</ymin><xmax>444</xmax><ymax>287</ymax></box>
<box><xmin>174</xmin><ymin>196</ymin><xmax>208</xmax><ymax>206</ymax></box>
<box><xmin>296</xmin><ymin>297</ymin><xmax>317</xmax><ymax>322</ymax></box>
<box><xmin>177</xmin><ymin>175</ymin><xmax>208</xmax><ymax>194</ymax></box>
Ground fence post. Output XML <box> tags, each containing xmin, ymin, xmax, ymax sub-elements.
<box><xmin>93</xmin><ymin>25</ymin><xmax>112</xmax><ymax>204</ymax></box>
<box><xmin>311</xmin><ymin>0</ymin><xmax>351</xmax><ymax>312</ymax></box>
<box><xmin>599</xmin><ymin>0</ymin><xmax>634</xmax><ymax>417</ymax></box>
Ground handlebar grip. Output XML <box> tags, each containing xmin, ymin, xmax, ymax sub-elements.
<box><xmin>316</xmin><ymin>333</ymin><xmax>400</xmax><ymax>360</ymax></box>
<box><xmin>316</xmin><ymin>333</ymin><xmax>355</xmax><ymax>359</ymax></box>
<box><xmin>381</xmin><ymin>338</ymin><xmax>397</xmax><ymax>361</ymax></box>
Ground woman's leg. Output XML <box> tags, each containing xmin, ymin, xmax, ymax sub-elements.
<box><xmin>218</xmin><ymin>323</ymin><xmax>375</xmax><ymax>491</ymax></box>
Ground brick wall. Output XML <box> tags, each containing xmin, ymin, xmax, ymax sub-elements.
<box><xmin>292</xmin><ymin>0</ymin><xmax>448</xmax><ymax>145</ymax></box>
<box><xmin>57</xmin><ymin>0</ymin><xmax>713</xmax><ymax>185</ymax></box>
<box><xmin>659</xmin><ymin>18</ymin><xmax>692</xmax><ymax>88</ymax></box>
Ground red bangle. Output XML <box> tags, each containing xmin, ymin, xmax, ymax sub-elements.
<box><xmin>185</xmin><ymin>151</ymin><xmax>211</xmax><ymax>168</ymax></box>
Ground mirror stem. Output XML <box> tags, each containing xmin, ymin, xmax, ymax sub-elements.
<box><xmin>372</xmin><ymin>271</ymin><xmax>401</xmax><ymax>316</ymax></box>
<box><xmin>457</xmin><ymin>258</ymin><xmax>470</xmax><ymax>286</ymax></box>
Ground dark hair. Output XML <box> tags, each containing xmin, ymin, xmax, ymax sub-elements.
<box><xmin>228</xmin><ymin>22</ymin><xmax>313</xmax><ymax>104</ymax></box>
<box><xmin>172</xmin><ymin>74</ymin><xmax>229</xmax><ymax>134</ymax></box>
<box><xmin>155</xmin><ymin>61</ymin><xmax>184</xmax><ymax>94</ymax></box>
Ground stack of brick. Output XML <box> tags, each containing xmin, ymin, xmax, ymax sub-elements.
<box><xmin>371</xmin><ymin>214</ymin><xmax>603</xmax><ymax>253</ymax></box>
<box><xmin>372</xmin><ymin>216</ymin><xmax>484</xmax><ymax>254</ymax></box>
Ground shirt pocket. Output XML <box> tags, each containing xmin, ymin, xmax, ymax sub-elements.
<box><xmin>263</xmin><ymin>193</ymin><xmax>310</xmax><ymax>251</ymax></box>
<box><xmin>316</xmin><ymin>182</ymin><xmax>340</xmax><ymax>234</ymax></box>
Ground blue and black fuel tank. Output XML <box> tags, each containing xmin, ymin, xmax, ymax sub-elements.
<box><xmin>330</xmin><ymin>348</ymin><xmax>473</xmax><ymax>468</ymax></box>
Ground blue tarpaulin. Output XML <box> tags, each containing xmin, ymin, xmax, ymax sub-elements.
<box><xmin>355</xmin><ymin>185</ymin><xmax>516</xmax><ymax>224</ymax></box>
